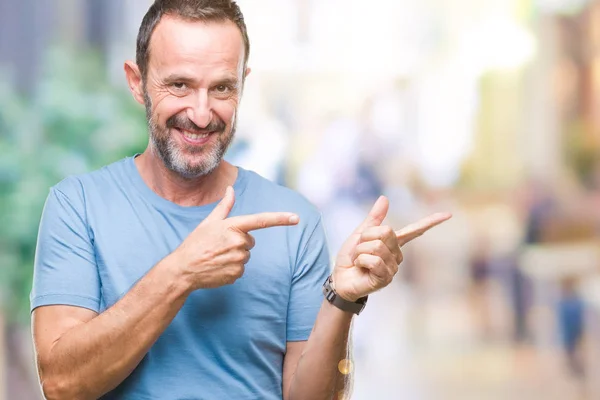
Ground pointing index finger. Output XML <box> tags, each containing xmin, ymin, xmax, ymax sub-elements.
<box><xmin>396</xmin><ymin>212</ymin><xmax>452</xmax><ymax>246</ymax></box>
<box><xmin>228</xmin><ymin>212</ymin><xmax>300</xmax><ymax>233</ymax></box>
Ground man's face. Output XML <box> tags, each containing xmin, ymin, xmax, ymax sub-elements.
<box><xmin>143</xmin><ymin>16</ymin><xmax>246</xmax><ymax>178</ymax></box>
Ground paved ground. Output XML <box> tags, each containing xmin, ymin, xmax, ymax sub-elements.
<box><xmin>351</xmin><ymin>280</ymin><xmax>587</xmax><ymax>400</ymax></box>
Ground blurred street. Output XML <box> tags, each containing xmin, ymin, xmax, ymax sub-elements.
<box><xmin>353</xmin><ymin>280</ymin><xmax>586</xmax><ymax>400</ymax></box>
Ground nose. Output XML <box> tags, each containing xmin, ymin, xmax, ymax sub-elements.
<box><xmin>186</xmin><ymin>88</ymin><xmax>212</xmax><ymax>129</ymax></box>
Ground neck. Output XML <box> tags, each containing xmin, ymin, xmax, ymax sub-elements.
<box><xmin>134</xmin><ymin>148</ymin><xmax>237</xmax><ymax>207</ymax></box>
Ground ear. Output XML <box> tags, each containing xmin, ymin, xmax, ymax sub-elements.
<box><xmin>124</xmin><ymin>60</ymin><xmax>145</xmax><ymax>106</ymax></box>
<box><xmin>241</xmin><ymin>67</ymin><xmax>251</xmax><ymax>91</ymax></box>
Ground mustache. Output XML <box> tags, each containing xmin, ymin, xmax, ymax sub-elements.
<box><xmin>165</xmin><ymin>114</ymin><xmax>226</xmax><ymax>133</ymax></box>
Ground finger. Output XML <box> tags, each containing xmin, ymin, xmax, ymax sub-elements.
<box><xmin>245</xmin><ymin>233</ymin><xmax>256</xmax><ymax>250</ymax></box>
<box><xmin>359</xmin><ymin>226</ymin><xmax>400</xmax><ymax>261</ymax></box>
<box><xmin>227</xmin><ymin>249</ymin><xmax>251</xmax><ymax>265</ymax></box>
<box><xmin>354</xmin><ymin>254</ymin><xmax>390</xmax><ymax>280</ymax></box>
<box><xmin>228</xmin><ymin>212</ymin><xmax>300</xmax><ymax>233</ymax></box>
<box><xmin>352</xmin><ymin>240</ymin><xmax>399</xmax><ymax>267</ymax></box>
<box><xmin>205</xmin><ymin>186</ymin><xmax>235</xmax><ymax>222</ymax></box>
<box><xmin>396</xmin><ymin>212</ymin><xmax>452</xmax><ymax>246</ymax></box>
<box><xmin>352</xmin><ymin>195</ymin><xmax>389</xmax><ymax>235</ymax></box>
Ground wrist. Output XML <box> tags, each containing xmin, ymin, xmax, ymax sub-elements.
<box><xmin>156</xmin><ymin>252</ymin><xmax>195</xmax><ymax>296</ymax></box>
<box><xmin>330</xmin><ymin>276</ymin><xmax>358</xmax><ymax>302</ymax></box>
<box><xmin>322</xmin><ymin>297</ymin><xmax>356</xmax><ymax>319</ymax></box>
<box><xmin>323</xmin><ymin>275</ymin><xmax>368</xmax><ymax>315</ymax></box>
<box><xmin>331</xmin><ymin>269</ymin><xmax>362</xmax><ymax>302</ymax></box>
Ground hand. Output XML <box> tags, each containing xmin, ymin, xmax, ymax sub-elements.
<box><xmin>170</xmin><ymin>186</ymin><xmax>300</xmax><ymax>290</ymax></box>
<box><xmin>332</xmin><ymin>196</ymin><xmax>452</xmax><ymax>302</ymax></box>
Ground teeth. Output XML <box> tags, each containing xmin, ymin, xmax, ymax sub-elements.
<box><xmin>183</xmin><ymin>131</ymin><xmax>210</xmax><ymax>140</ymax></box>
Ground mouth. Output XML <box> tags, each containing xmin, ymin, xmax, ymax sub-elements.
<box><xmin>174</xmin><ymin>128</ymin><xmax>215</xmax><ymax>146</ymax></box>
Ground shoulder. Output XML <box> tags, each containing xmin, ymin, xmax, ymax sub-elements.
<box><xmin>51</xmin><ymin>157</ymin><xmax>131</xmax><ymax>202</ymax></box>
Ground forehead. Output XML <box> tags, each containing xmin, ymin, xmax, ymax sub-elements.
<box><xmin>148</xmin><ymin>15</ymin><xmax>245</xmax><ymax>77</ymax></box>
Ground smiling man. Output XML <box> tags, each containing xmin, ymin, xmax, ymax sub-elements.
<box><xmin>30</xmin><ymin>1</ymin><xmax>450</xmax><ymax>399</ymax></box>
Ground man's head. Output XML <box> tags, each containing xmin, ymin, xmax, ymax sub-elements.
<box><xmin>125</xmin><ymin>0</ymin><xmax>250</xmax><ymax>178</ymax></box>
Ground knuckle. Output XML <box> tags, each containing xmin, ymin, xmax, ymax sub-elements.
<box><xmin>355</xmin><ymin>242</ymin><xmax>365</xmax><ymax>253</ymax></box>
<box><xmin>225</xmin><ymin>222</ymin><xmax>237</xmax><ymax>232</ymax></box>
<box><xmin>384</xmin><ymin>225</ymin><xmax>394</xmax><ymax>236</ymax></box>
<box><xmin>397</xmin><ymin>252</ymin><xmax>404</xmax><ymax>264</ymax></box>
<box><xmin>352</xmin><ymin>245</ymin><xmax>368</xmax><ymax>260</ymax></box>
<box><xmin>362</xmin><ymin>254</ymin><xmax>371</xmax><ymax>265</ymax></box>
<box><xmin>228</xmin><ymin>265</ymin><xmax>244</xmax><ymax>282</ymax></box>
<box><xmin>204</xmin><ymin>247</ymin><xmax>218</xmax><ymax>260</ymax></box>
<box><xmin>222</xmin><ymin>275</ymin><xmax>235</xmax><ymax>285</ymax></box>
<box><xmin>235</xmin><ymin>251</ymin><xmax>247</xmax><ymax>263</ymax></box>
<box><xmin>235</xmin><ymin>264</ymin><xmax>245</xmax><ymax>278</ymax></box>
<box><xmin>234</xmin><ymin>235</ymin><xmax>246</xmax><ymax>248</ymax></box>
<box><xmin>354</xmin><ymin>254</ymin><xmax>365</xmax><ymax>266</ymax></box>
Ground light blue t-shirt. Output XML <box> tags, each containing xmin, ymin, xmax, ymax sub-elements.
<box><xmin>31</xmin><ymin>156</ymin><xmax>331</xmax><ymax>400</ymax></box>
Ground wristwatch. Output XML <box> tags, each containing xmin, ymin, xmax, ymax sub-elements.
<box><xmin>322</xmin><ymin>275</ymin><xmax>368</xmax><ymax>315</ymax></box>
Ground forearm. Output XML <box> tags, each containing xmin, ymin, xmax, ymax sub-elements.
<box><xmin>41</xmin><ymin>256</ymin><xmax>190</xmax><ymax>399</ymax></box>
<box><xmin>287</xmin><ymin>300</ymin><xmax>354</xmax><ymax>400</ymax></box>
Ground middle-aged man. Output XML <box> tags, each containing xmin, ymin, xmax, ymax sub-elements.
<box><xmin>30</xmin><ymin>0</ymin><xmax>451</xmax><ymax>399</ymax></box>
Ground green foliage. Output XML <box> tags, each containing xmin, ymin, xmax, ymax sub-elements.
<box><xmin>0</xmin><ymin>47</ymin><xmax>147</xmax><ymax>324</ymax></box>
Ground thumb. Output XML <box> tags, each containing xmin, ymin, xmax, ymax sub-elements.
<box><xmin>352</xmin><ymin>195</ymin><xmax>389</xmax><ymax>234</ymax></box>
<box><xmin>205</xmin><ymin>186</ymin><xmax>235</xmax><ymax>222</ymax></box>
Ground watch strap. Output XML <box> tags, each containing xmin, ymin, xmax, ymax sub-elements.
<box><xmin>322</xmin><ymin>275</ymin><xmax>368</xmax><ymax>315</ymax></box>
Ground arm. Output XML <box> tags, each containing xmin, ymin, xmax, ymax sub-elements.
<box><xmin>33</xmin><ymin>256</ymin><xmax>190</xmax><ymax>400</ymax></box>
<box><xmin>286</xmin><ymin>197</ymin><xmax>451</xmax><ymax>400</ymax></box>
<box><xmin>32</xmin><ymin>186</ymin><xmax>298</xmax><ymax>399</ymax></box>
<box><xmin>284</xmin><ymin>302</ymin><xmax>353</xmax><ymax>400</ymax></box>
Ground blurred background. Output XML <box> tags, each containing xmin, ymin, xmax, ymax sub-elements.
<box><xmin>2</xmin><ymin>0</ymin><xmax>600</xmax><ymax>398</ymax></box>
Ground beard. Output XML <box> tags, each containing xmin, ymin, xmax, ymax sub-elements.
<box><xmin>144</xmin><ymin>91</ymin><xmax>236</xmax><ymax>179</ymax></box>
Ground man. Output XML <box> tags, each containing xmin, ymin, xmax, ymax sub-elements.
<box><xmin>30</xmin><ymin>1</ymin><xmax>451</xmax><ymax>399</ymax></box>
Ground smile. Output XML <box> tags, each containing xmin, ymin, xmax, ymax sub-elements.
<box><xmin>182</xmin><ymin>130</ymin><xmax>212</xmax><ymax>140</ymax></box>
<box><xmin>175</xmin><ymin>128</ymin><xmax>215</xmax><ymax>145</ymax></box>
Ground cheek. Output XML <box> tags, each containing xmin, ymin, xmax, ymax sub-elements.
<box><xmin>152</xmin><ymin>96</ymin><xmax>187</xmax><ymax>124</ymax></box>
<box><xmin>214</xmin><ymin>100</ymin><xmax>238</xmax><ymax>125</ymax></box>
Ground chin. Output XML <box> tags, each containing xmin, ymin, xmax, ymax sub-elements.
<box><xmin>173</xmin><ymin>157</ymin><xmax>221</xmax><ymax>179</ymax></box>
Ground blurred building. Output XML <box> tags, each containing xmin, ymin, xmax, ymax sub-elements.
<box><xmin>0</xmin><ymin>0</ymin><xmax>151</xmax><ymax>95</ymax></box>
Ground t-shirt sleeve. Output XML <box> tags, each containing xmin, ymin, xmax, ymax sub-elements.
<box><xmin>30</xmin><ymin>184</ymin><xmax>101</xmax><ymax>313</ymax></box>
<box><xmin>286</xmin><ymin>216</ymin><xmax>331</xmax><ymax>341</ymax></box>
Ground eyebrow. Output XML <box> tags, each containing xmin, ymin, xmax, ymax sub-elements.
<box><xmin>163</xmin><ymin>74</ymin><xmax>239</xmax><ymax>88</ymax></box>
<box><xmin>213</xmin><ymin>77</ymin><xmax>240</xmax><ymax>88</ymax></box>
<box><xmin>163</xmin><ymin>74</ymin><xmax>197</xmax><ymax>85</ymax></box>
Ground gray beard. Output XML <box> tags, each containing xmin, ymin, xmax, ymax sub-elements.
<box><xmin>144</xmin><ymin>92</ymin><xmax>236</xmax><ymax>179</ymax></box>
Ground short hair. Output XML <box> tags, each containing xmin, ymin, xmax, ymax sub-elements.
<box><xmin>136</xmin><ymin>0</ymin><xmax>250</xmax><ymax>80</ymax></box>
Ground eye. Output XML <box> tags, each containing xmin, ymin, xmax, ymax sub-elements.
<box><xmin>216</xmin><ymin>85</ymin><xmax>230</xmax><ymax>93</ymax></box>
<box><xmin>171</xmin><ymin>82</ymin><xmax>187</xmax><ymax>90</ymax></box>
